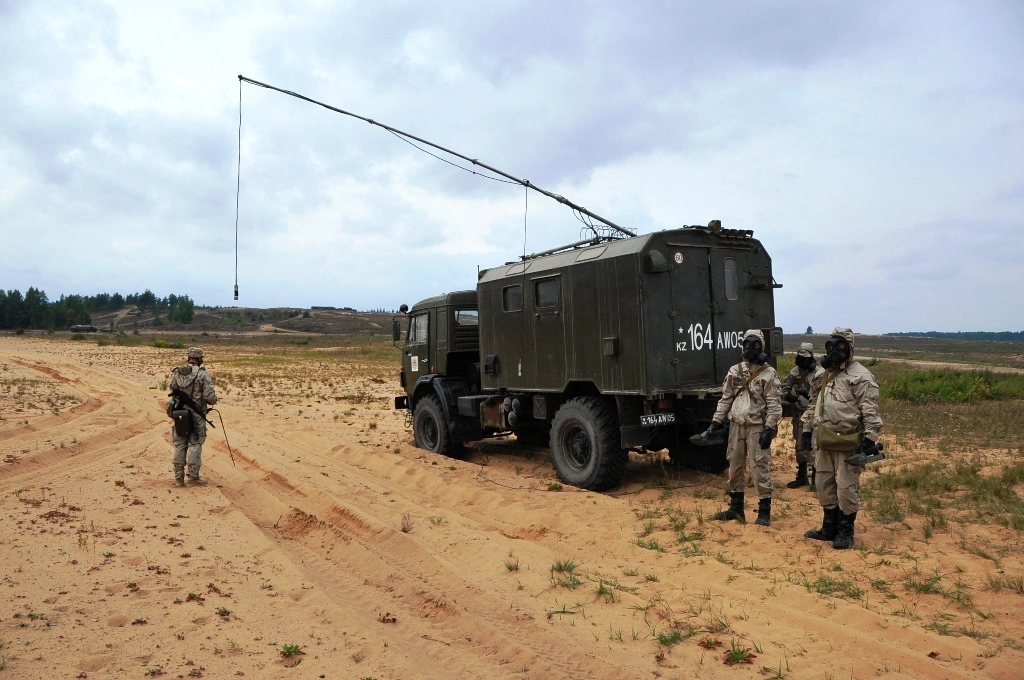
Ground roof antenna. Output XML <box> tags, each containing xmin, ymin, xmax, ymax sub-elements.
<box><xmin>233</xmin><ymin>75</ymin><xmax>243</xmax><ymax>301</ymax></box>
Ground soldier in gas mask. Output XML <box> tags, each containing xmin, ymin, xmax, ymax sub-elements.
<box><xmin>701</xmin><ymin>329</ymin><xmax>782</xmax><ymax>526</ymax></box>
<box><xmin>781</xmin><ymin>342</ymin><xmax>824</xmax><ymax>488</ymax></box>
<box><xmin>167</xmin><ymin>347</ymin><xmax>218</xmax><ymax>487</ymax></box>
<box><xmin>800</xmin><ymin>328</ymin><xmax>882</xmax><ymax>549</ymax></box>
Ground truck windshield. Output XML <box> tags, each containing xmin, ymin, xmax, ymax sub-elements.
<box><xmin>455</xmin><ymin>310</ymin><xmax>478</xmax><ymax>326</ymax></box>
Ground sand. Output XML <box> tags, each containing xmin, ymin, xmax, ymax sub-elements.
<box><xmin>1</xmin><ymin>336</ymin><xmax>1022</xmax><ymax>679</ymax></box>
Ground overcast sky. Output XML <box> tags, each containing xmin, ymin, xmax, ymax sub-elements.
<box><xmin>1</xmin><ymin>1</ymin><xmax>1022</xmax><ymax>333</ymax></box>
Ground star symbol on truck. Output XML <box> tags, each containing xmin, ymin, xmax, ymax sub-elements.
<box><xmin>678</xmin><ymin>327</ymin><xmax>684</xmax><ymax>334</ymax></box>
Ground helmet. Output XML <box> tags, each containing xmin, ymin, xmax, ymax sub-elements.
<box><xmin>187</xmin><ymin>347</ymin><xmax>204</xmax><ymax>360</ymax></box>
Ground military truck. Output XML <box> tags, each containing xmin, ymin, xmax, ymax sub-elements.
<box><xmin>393</xmin><ymin>220</ymin><xmax>783</xmax><ymax>491</ymax></box>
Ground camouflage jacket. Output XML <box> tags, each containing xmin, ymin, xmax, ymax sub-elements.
<box><xmin>801</xmin><ymin>361</ymin><xmax>882</xmax><ymax>440</ymax></box>
<box><xmin>169</xmin><ymin>365</ymin><xmax>217</xmax><ymax>413</ymax></box>
<box><xmin>782</xmin><ymin>365</ymin><xmax>825</xmax><ymax>413</ymax></box>
<box><xmin>712</xmin><ymin>361</ymin><xmax>782</xmax><ymax>429</ymax></box>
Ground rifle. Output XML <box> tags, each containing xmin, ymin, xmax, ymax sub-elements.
<box><xmin>169</xmin><ymin>388</ymin><xmax>216</xmax><ymax>428</ymax></box>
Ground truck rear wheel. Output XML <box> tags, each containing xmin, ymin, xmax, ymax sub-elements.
<box><xmin>549</xmin><ymin>397</ymin><xmax>627</xmax><ymax>491</ymax></box>
<box><xmin>413</xmin><ymin>395</ymin><xmax>456</xmax><ymax>455</ymax></box>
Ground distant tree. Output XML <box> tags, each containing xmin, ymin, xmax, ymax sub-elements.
<box><xmin>806</xmin><ymin>326</ymin><xmax>813</xmax><ymax>334</ymax></box>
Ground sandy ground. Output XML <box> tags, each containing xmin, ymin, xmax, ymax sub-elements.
<box><xmin>1</xmin><ymin>337</ymin><xmax>1022</xmax><ymax>680</ymax></box>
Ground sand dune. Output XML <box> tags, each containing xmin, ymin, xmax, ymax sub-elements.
<box><xmin>1</xmin><ymin>337</ymin><xmax>1021</xmax><ymax>679</ymax></box>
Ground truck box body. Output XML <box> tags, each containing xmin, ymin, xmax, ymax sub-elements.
<box><xmin>475</xmin><ymin>225</ymin><xmax>780</xmax><ymax>398</ymax></box>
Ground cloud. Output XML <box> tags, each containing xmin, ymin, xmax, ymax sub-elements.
<box><xmin>0</xmin><ymin>1</ymin><xmax>1022</xmax><ymax>331</ymax></box>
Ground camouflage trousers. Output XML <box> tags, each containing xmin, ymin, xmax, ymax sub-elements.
<box><xmin>792</xmin><ymin>413</ymin><xmax>812</xmax><ymax>465</ymax></box>
<box><xmin>814</xmin><ymin>449</ymin><xmax>863</xmax><ymax>514</ymax></box>
<box><xmin>727</xmin><ymin>424</ymin><xmax>773</xmax><ymax>499</ymax></box>
<box><xmin>172</xmin><ymin>417</ymin><xmax>207</xmax><ymax>480</ymax></box>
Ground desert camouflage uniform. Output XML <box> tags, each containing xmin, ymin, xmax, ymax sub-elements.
<box><xmin>782</xmin><ymin>363</ymin><xmax>825</xmax><ymax>465</ymax></box>
<box><xmin>170</xmin><ymin>363</ymin><xmax>217</xmax><ymax>480</ymax></box>
<box><xmin>712</xmin><ymin>360</ymin><xmax>782</xmax><ymax>499</ymax></box>
<box><xmin>801</xmin><ymin>361</ymin><xmax>882</xmax><ymax>514</ymax></box>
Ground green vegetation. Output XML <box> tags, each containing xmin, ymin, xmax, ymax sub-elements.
<box><xmin>882</xmin><ymin>368</ymin><xmax>1024</xmax><ymax>403</ymax></box>
<box><xmin>0</xmin><ymin>288</ymin><xmax>91</xmax><ymax>330</ymax></box>
<box><xmin>863</xmin><ymin>460</ymin><xmax>1024</xmax><ymax>528</ymax></box>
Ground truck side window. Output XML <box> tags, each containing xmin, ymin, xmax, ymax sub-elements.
<box><xmin>455</xmin><ymin>310</ymin><xmax>478</xmax><ymax>326</ymax></box>
<box><xmin>535</xmin><ymin>278</ymin><xmax>559</xmax><ymax>308</ymax></box>
<box><xmin>409</xmin><ymin>314</ymin><xmax>428</xmax><ymax>344</ymax></box>
<box><xmin>503</xmin><ymin>285</ymin><xmax>523</xmax><ymax>312</ymax></box>
<box><xmin>724</xmin><ymin>258</ymin><xmax>738</xmax><ymax>301</ymax></box>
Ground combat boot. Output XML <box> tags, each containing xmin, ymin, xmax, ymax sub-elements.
<box><xmin>786</xmin><ymin>462</ymin><xmax>809</xmax><ymax>488</ymax></box>
<box><xmin>833</xmin><ymin>511</ymin><xmax>857</xmax><ymax>550</ymax></box>
<box><xmin>754</xmin><ymin>497</ymin><xmax>771</xmax><ymax>526</ymax></box>
<box><xmin>804</xmin><ymin>506</ymin><xmax>839</xmax><ymax>541</ymax></box>
<box><xmin>173</xmin><ymin>478</ymin><xmax>185</xmax><ymax>488</ymax></box>
<box><xmin>714</xmin><ymin>492</ymin><xmax>746</xmax><ymax>522</ymax></box>
<box><xmin>186</xmin><ymin>477</ymin><xmax>209</xmax><ymax>487</ymax></box>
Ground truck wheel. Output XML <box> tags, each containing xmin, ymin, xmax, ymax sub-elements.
<box><xmin>549</xmin><ymin>397</ymin><xmax>627</xmax><ymax>491</ymax></box>
<box><xmin>413</xmin><ymin>395</ymin><xmax>455</xmax><ymax>455</ymax></box>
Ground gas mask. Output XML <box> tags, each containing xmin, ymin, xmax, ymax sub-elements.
<box><xmin>820</xmin><ymin>336</ymin><xmax>851</xmax><ymax>369</ymax></box>
<box><xmin>742</xmin><ymin>336</ymin><xmax>767</xmax><ymax>364</ymax></box>
<box><xmin>795</xmin><ymin>354</ymin><xmax>815</xmax><ymax>371</ymax></box>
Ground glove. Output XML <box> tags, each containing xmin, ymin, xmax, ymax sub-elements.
<box><xmin>846</xmin><ymin>438</ymin><xmax>885</xmax><ymax>467</ymax></box>
<box><xmin>800</xmin><ymin>431</ymin><xmax>812</xmax><ymax>451</ymax></box>
<box><xmin>783</xmin><ymin>392</ymin><xmax>797</xmax><ymax>404</ymax></box>
<box><xmin>702</xmin><ymin>421</ymin><xmax>724</xmax><ymax>437</ymax></box>
<box><xmin>757</xmin><ymin>427</ymin><xmax>776</xmax><ymax>449</ymax></box>
<box><xmin>796</xmin><ymin>389</ymin><xmax>809</xmax><ymax>399</ymax></box>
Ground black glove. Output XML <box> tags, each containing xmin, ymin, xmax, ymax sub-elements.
<box><xmin>846</xmin><ymin>438</ymin><xmax>885</xmax><ymax>467</ymax></box>
<box><xmin>796</xmin><ymin>389</ymin><xmax>809</xmax><ymax>399</ymax></box>
<box><xmin>702</xmin><ymin>421</ymin><xmax>724</xmax><ymax>437</ymax></box>
<box><xmin>800</xmin><ymin>431</ymin><xmax>812</xmax><ymax>450</ymax></box>
<box><xmin>783</xmin><ymin>392</ymin><xmax>797</xmax><ymax>403</ymax></box>
<box><xmin>757</xmin><ymin>427</ymin><xmax>776</xmax><ymax>449</ymax></box>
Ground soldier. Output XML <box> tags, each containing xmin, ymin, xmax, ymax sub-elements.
<box><xmin>801</xmin><ymin>328</ymin><xmax>882</xmax><ymax>549</ymax></box>
<box><xmin>168</xmin><ymin>347</ymin><xmax>218</xmax><ymax>487</ymax></box>
<box><xmin>781</xmin><ymin>342</ymin><xmax>825</xmax><ymax>488</ymax></box>
<box><xmin>701</xmin><ymin>329</ymin><xmax>782</xmax><ymax>526</ymax></box>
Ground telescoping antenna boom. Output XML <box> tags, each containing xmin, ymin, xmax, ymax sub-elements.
<box><xmin>236</xmin><ymin>75</ymin><xmax>637</xmax><ymax>242</ymax></box>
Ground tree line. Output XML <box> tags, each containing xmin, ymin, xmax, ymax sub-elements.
<box><xmin>0</xmin><ymin>288</ymin><xmax>196</xmax><ymax>330</ymax></box>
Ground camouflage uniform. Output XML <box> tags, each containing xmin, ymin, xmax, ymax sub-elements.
<box><xmin>781</xmin><ymin>345</ymin><xmax>825</xmax><ymax>466</ymax></box>
<box><xmin>711</xmin><ymin>332</ymin><xmax>783</xmax><ymax>502</ymax></box>
<box><xmin>802</xmin><ymin>328</ymin><xmax>882</xmax><ymax>549</ymax></box>
<box><xmin>169</xmin><ymin>348</ymin><xmax>217</xmax><ymax>483</ymax></box>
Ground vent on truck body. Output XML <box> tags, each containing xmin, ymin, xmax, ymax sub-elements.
<box><xmin>453</xmin><ymin>325</ymin><xmax>479</xmax><ymax>351</ymax></box>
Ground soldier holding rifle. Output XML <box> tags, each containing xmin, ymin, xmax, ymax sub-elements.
<box><xmin>167</xmin><ymin>347</ymin><xmax>218</xmax><ymax>487</ymax></box>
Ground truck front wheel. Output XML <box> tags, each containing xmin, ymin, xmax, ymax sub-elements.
<box><xmin>413</xmin><ymin>395</ymin><xmax>455</xmax><ymax>455</ymax></box>
<box><xmin>549</xmin><ymin>397</ymin><xmax>627</xmax><ymax>491</ymax></box>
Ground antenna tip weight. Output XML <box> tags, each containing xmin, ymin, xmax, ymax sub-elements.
<box><xmin>233</xmin><ymin>284</ymin><xmax>239</xmax><ymax>301</ymax></box>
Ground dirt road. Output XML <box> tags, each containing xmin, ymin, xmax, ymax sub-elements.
<box><xmin>1</xmin><ymin>338</ymin><xmax>1021</xmax><ymax>679</ymax></box>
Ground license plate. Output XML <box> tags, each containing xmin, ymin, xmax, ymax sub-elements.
<box><xmin>640</xmin><ymin>413</ymin><xmax>676</xmax><ymax>427</ymax></box>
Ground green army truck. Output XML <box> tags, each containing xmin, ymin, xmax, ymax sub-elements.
<box><xmin>393</xmin><ymin>221</ymin><xmax>783</xmax><ymax>491</ymax></box>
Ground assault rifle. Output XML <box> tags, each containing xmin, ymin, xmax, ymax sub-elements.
<box><xmin>169</xmin><ymin>388</ymin><xmax>216</xmax><ymax>428</ymax></box>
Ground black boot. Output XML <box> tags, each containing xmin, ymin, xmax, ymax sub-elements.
<box><xmin>786</xmin><ymin>462</ymin><xmax>809</xmax><ymax>489</ymax></box>
<box><xmin>833</xmin><ymin>511</ymin><xmax>857</xmax><ymax>550</ymax></box>
<box><xmin>754</xmin><ymin>497</ymin><xmax>771</xmax><ymax>526</ymax></box>
<box><xmin>714</xmin><ymin>492</ymin><xmax>746</xmax><ymax>522</ymax></box>
<box><xmin>804</xmin><ymin>506</ymin><xmax>839</xmax><ymax>541</ymax></box>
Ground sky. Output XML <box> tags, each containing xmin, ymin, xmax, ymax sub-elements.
<box><xmin>1</xmin><ymin>0</ymin><xmax>1022</xmax><ymax>333</ymax></box>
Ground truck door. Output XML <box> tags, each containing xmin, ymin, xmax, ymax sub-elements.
<box><xmin>404</xmin><ymin>311</ymin><xmax>430</xmax><ymax>384</ymax></box>
<box><xmin>667</xmin><ymin>246</ymin><xmax>717</xmax><ymax>387</ymax></box>
<box><xmin>531</xmin><ymin>275</ymin><xmax>566</xmax><ymax>390</ymax></box>
<box><xmin>708</xmin><ymin>250</ymin><xmax>772</xmax><ymax>382</ymax></box>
